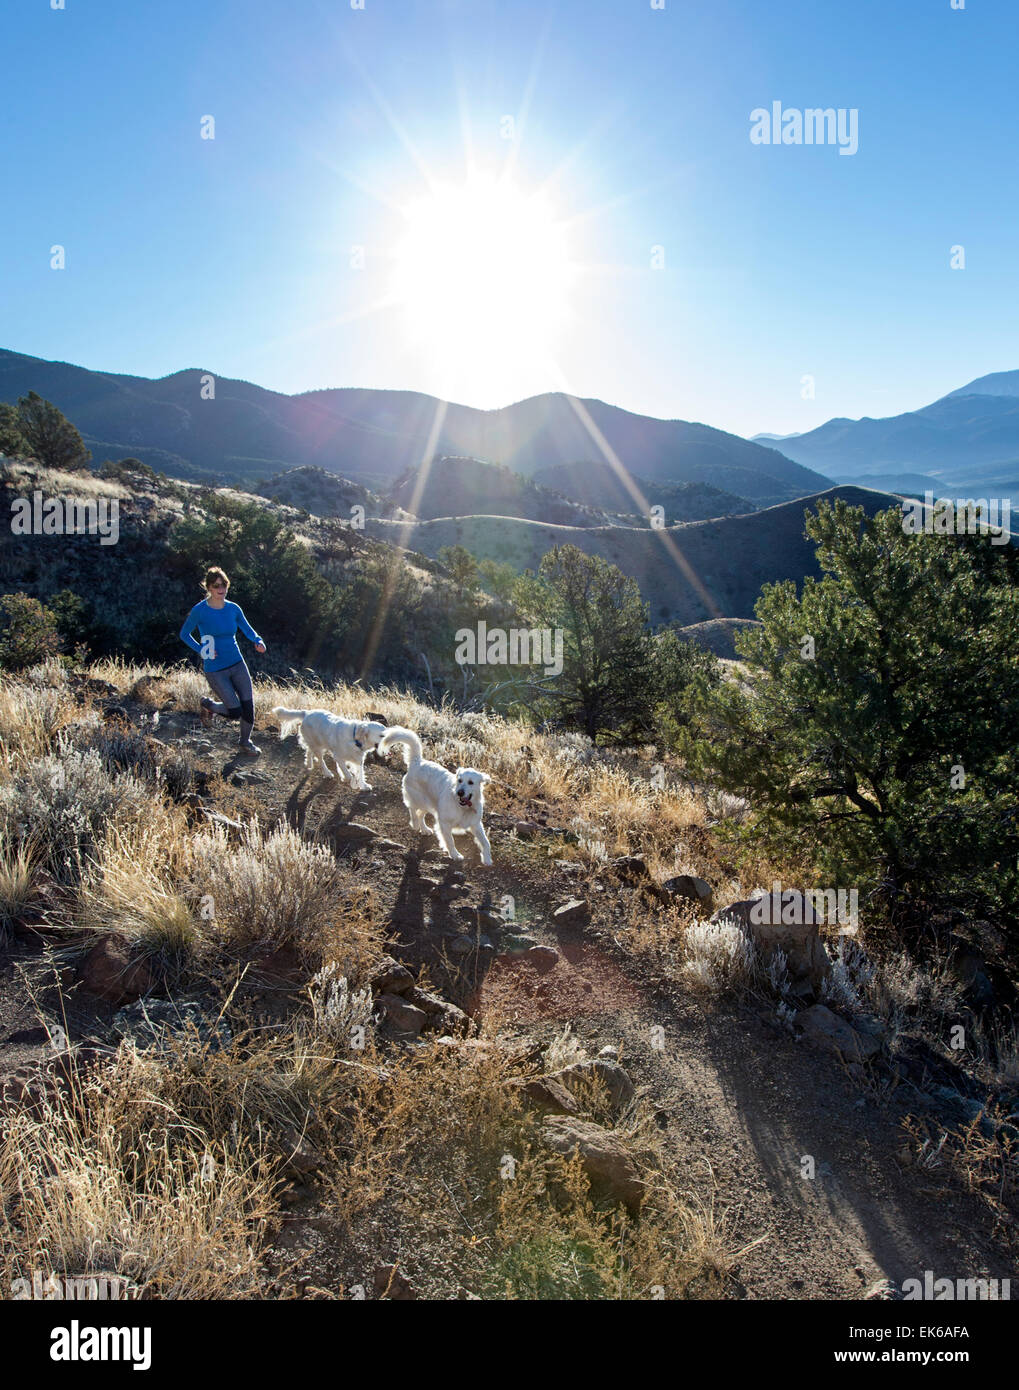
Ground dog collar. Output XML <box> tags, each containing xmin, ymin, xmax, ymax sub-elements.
<box><xmin>354</xmin><ymin>738</ymin><xmax>363</xmax><ymax>750</ymax></box>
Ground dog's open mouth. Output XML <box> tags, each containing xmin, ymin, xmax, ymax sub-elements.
<box><xmin>457</xmin><ymin>791</ymin><xmax>473</xmax><ymax>807</ymax></box>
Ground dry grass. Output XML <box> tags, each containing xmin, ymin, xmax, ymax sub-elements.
<box><xmin>0</xmin><ymin>1048</ymin><xmax>277</xmax><ymax>1298</ymax></box>
<box><xmin>76</xmin><ymin>813</ymin><xmax>200</xmax><ymax>979</ymax></box>
<box><xmin>0</xmin><ymin>834</ymin><xmax>42</xmax><ymax>937</ymax></box>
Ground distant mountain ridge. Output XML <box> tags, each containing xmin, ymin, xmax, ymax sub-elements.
<box><xmin>758</xmin><ymin>369</ymin><xmax>1019</xmax><ymax>499</ymax></box>
<box><xmin>0</xmin><ymin>348</ymin><xmax>829</xmax><ymax>504</ymax></box>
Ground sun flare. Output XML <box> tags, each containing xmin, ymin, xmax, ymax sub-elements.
<box><xmin>390</xmin><ymin>174</ymin><xmax>575</xmax><ymax>399</ymax></box>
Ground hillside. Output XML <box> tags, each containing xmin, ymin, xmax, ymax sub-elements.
<box><xmin>365</xmin><ymin>486</ymin><xmax>906</xmax><ymax>625</ymax></box>
<box><xmin>251</xmin><ymin>465</ymin><xmax>382</xmax><ymax>518</ymax></box>
<box><xmin>385</xmin><ymin>455</ymin><xmax>610</xmax><ymax>526</ymax></box>
<box><xmin>1</xmin><ymin>661</ymin><xmax>1015</xmax><ymax>1301</ymax></box>
<box><xmin>0</xmin><ymin>349</ymin><xmax>830</xmax><ymax>503</ymax></box>
<box><xmin>532</xmin><ymin>460</ymin><xmax>756</xmax><ymax>520</ymax></box>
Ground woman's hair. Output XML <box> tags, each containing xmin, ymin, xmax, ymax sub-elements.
<box><xmin>203</xmin><ymin>566</ymin><xmax>230</xmax><ymax>592</ymax></box>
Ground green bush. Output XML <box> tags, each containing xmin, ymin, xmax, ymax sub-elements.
<box><xmin>0</xmin><ymin>593</ymin><xmax>62</xmax><ymax>671</ymax></box>
<box><xmin>681</xmin><ymin>498</ymin><xmax>1019</xmax><ymax>932</ymax></box>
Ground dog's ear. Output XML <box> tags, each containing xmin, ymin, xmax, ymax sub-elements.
<box><xmin>480</xmin><ymin>772</ymin><xmax>492</xmax><ymax>784</ymax></box>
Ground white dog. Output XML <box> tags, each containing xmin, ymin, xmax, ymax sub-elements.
<box><xmin>272</xmin><ymin>707</ymin><xmax>388</xmax><ymax>789</ymax></box>
<box><xmin>379</xmin><ymin>727</ymin><xmax>493</xmax><ymax>866</ymax></box>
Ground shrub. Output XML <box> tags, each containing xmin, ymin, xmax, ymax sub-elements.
<box><xmin>0</xmin><ymin>592</ymin><xmax>62</xmax><ymax>671</ymax></box>
<box><xmin>0</xmin><ymin>741</ymin><xmax>154</xmax><ymax>885</ymax></box>
<box><xmin>188</xmin><ymin>821</ymin><xmax>345</xmax><ymax>955</ymax></box>
<box><xmin>681</xmin><ymin>499</ymin><xmax>1019</xmax><ymax>934</ymax></box>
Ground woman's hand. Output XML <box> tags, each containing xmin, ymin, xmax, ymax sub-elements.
<box><xmin>255</xmin><ymin>642</ymin><xmax>267</xmax><ymax>654</ymax></box>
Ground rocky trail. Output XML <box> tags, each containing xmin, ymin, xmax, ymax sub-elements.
<box><xmin>2</xmin><ymin>693</ymin><xmax>1015</xmax><ymax>1299</ymax></box>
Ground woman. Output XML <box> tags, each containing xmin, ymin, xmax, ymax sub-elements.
<box><xmin>179</xmin><ymin>567</ymin><xmax>267</xmax><ymax>757</ymax></box>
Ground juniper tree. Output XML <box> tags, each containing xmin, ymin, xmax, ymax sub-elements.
<box><xmin>680</xmin><ymin>498</ymin><xmax>1019</xmax><ymax>933</ymax></box>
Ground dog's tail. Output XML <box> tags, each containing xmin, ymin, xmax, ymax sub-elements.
<box><xmin>379</xmin><ymin>725</ymin><xmax>423</xmax><ymax>768</ymax></box>
<box><xmin>272</xmin><ymin>706</ymin><xmax>307</xmax><ymax>740</ymax></box>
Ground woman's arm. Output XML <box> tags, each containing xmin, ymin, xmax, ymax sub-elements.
<box><xmin>179</xmin><ymin>606</ymin><xmax>203</xmax><ymax>656</ymax></box>
<box><xmin>233</xmin><ymin>604</ymin><xmax>266</xmax><ymax>652</ymax></box>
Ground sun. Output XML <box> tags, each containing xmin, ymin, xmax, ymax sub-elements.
<box><xmin>390</xmin><ymin>173</ymin><xmax>574</xmax><ymax>401</ymax></box>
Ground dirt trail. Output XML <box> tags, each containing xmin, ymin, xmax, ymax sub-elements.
<box><xmin>4</xmin><ymin>700</ymin><xmax>1015</xmax><ymax>1298</ymax></box>
<box><xmin>176</xmin><ymin>708</ymin><xmax>1013</xmax><ymax>1299</ymax></box>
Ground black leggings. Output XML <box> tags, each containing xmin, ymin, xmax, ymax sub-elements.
<box><xmin>204</xmin><ymin>661</ymin><xmax>255</xmax><ymax>744</ymax></box>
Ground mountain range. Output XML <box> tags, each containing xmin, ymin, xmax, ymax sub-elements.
<box><xmin>0</xmin><ymin>348</ymin><xmax>827</xmax><ymax>506</ymax></box>
<box><xmin>757</xmin><ymin>370</ymin><xmax>1019</xmax><ymax>500</ymax></box>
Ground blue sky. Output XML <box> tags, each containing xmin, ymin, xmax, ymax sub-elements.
<box><xmin>2</xmin><ymin>0</ymin><xmax>1017</xmax><ymax>436</ymax></box>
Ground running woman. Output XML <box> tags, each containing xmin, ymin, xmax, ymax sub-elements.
<box><xmin>179</xmin><ymin>567</ymin><xmax>267</xmax><ymax>757</ymax></box>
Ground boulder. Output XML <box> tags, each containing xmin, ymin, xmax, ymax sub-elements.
<box><xmin>541</xmin><ymin>1117</ymin><xmax>644</xmax><ymax>1212</ymax></box>
<box><xmin>523</xmin><ymin>945</ymin><xmax>559</xmax><ymax>973</ymax></box>
<box><xmin>662</xmin><ymin>875</ymin><xmax>714</xmax><ymax>913</ymax></box>
<box><xmin>77</xmin><ymin>937</ymin><xmax>154</xmax><ymax>1007</ymax></box>
<box><xmin>797</xmin><ymin>1004</ymin><xmax>881</xmax><ymax>1063</ymax></box>
<box><xmin>375</xmin><ymin>993</ymin><xmax>428</xmax><ymax>1036</ymax></box>
<box><xmin>553</xmin><ymin>898</ymin><xmax>590</xmax><ymax>926</ymax></box>
<box><xmin>370</xmin><ymin>956</ymin><xmax>416</xmax><ymax>997</ymax></box>
<box><xmin>711</xmin><ymin>892</ymin><xmax>830</xmax><ymax>991</ymax></box>
<box><xmin>610</xmin><ymin>854</ymin><xmax>652</xmax><ymax>883</ymax></box>
<box><xmin>514</xmin><ymin>821</ymin><xmax>540</xmax><ymax>840</ymax></box>
<box><xmin>547</xmin><ymin>1058</ymin><xmax>635</xmax><ymax>1112</ymax></box>
<box><xmin>427</xmin><ymin>1000</ymin><xmax>474</xmax><ymax>1037</ymax></box>
<box><xmin>509</xmin><ymin>1075</ymin><xmax>580</xmax><ymax>1115</ymax></box>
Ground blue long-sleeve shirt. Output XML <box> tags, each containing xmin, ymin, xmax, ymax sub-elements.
<box><xmin>179</xmin><ymin>599</ymin><xmax>263</xmax><ymax>673</ymax></box>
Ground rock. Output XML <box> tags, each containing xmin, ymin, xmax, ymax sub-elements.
<box><xmin>200</xmin><ymin>809</ymin><xmax>245</xmax><ymax>835</ymax></box>
<box><xmin>662</xmin><ymin>875</ymin><xmax>714</xmax><ymax>913</ymax></box>
<box><xmin>112</xmin><ymin>999</ymin><xmax>232</xmax><ymax>1054</ymax></box>
<box><xmin>449</xmin><ymin>936</ymin><xmax>475</xmax><ymax>956</ymax></box>
<box><xmin>864</xmin><ymin>1279</ymin><xmax>902</xmax><ymax>1301</ymax></box>
<box><xmin>554</xmin><ymin>860</ymin><xmax>583</xmax><ymax>876</ymax></box>
<box><xmin>77</xmin><ymin>937</ymin><xmax>154</xmax><ymax>1007</ymax></box>
<box><xmin>332</xmin><ymin>822</ymin><xmax>378</xmax><ymax>844</ymax></box>
<box><xmin>373</xmin><ymin>838</ymin><xmax>407</xmax><ymax>853</ymax></box>
<box><xmin>547</xmin><ymin>1058</ymin><xmax>635</xmax><ymax>1112</ymax></box>
<box><xmin>611</xmin><ymin>854</ymin><xmax>651</xmax><ymax>883</ymax></box>
<box><xmin>501</xmin><ymin>934</ymin><xmax>539</xmax><ymax>952</ymax></box>
<box><xmin>553</xmin><ymin>898</ymin><xmax>590</xmax><ymax>926</ymax></box>
<box><xmin>408</xmin><ymin>989</ymin><xmax>474</xmax><ymax>1036</ymax></box>
<box><xmin>514</xmin><ymin>820</ymin><xmax>540</xmax><ymax>840</ymax></box>
<box><xmin>598</xmin><ymin>1045</ymin><xmax>619</xmax><ymax>1061</ymax></box>
<box><xmin>102</xmin><ymin>705</ymin><xmax>130</xmax><ymax>725</ymax></box>
<box><xmin>711</xmin><ymin>893</ymin><xmax>830</xmax><ymax>992</ymax></box>
<box><xmin>523</xmin><ymin>945</ymin><xmax>559</xmax><ymax>972</ymax></box>
<box><xmin>797</xmin><ymin>1004</ymin><xmax>881</xmax><ymax>1062</ymax></box>
<box><xmin>541</xmin><ymin>1117</ymin><xmax>644</xmax><ymax>1212</ymax></box>
<box><xmin>370</xmin><ymin>956</ymin><xmax>416</xmax><ymax>996</ymax></box>
<box><xmin>433</xmin><ymin>884</ymin><xmax>468</xmax><ymax>903</ymax></box>
<box><xmin>510</xmin><ymin>1075</ymin><xmax>579</xmax><ymax>1115</ymax></box>
<box><xmin>375</xmin><ymin>992</ymin><xmax>427</xmax><ymax>1036</ymax></box>
<box><xmin>373</xmin><ymin>1265</ymin><xmax>416</xmax><ymax>1300</ymax></box>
